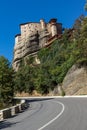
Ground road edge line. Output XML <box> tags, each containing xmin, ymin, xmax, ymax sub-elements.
<box><xmin>38</xmin><ymin>100</ymin><xmax>65</xmax><ymax>130</ymax></box>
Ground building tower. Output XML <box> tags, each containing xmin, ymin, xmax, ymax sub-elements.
<box><xmin>40</xmin><ymin>19</ymin><xmax>46</xmax><ymax>29</ymax></box>
<box><xmin>49</xmin><ymin>18</ymin><xmax>58</xmax><ymax>37</ymax></box>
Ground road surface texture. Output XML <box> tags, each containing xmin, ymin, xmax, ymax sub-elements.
<box><xmin>0</xmin><ymin>97</ymin><xmax>87</xmax><ymax>130</ymax></box>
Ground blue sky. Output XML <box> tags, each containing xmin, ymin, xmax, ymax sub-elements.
<box><xmin>0</xmin><ymin>0</ymin><xmax>86</xmax><ymax>62</ymax></box>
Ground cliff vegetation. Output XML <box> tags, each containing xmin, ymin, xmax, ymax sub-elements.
<box><xmin>14</xmin><ymin>15</ymin><xmax>87</xmax><ymax>96</ymax></box>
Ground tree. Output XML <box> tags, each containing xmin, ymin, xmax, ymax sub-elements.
<box><xmin>0</xmin><ymin>56</ymin><xmax>14</xmax><ymax>106</ymax></box>
<box><xmin>14</xmin><ymin>67</ymin><xmax>25</xmax><ymax>94</ymax></box>
<box><xmin>24</xmin><ymin>65</ymin><xmax>35</xmax><ymax>94</ymax></box>
<box><xmin>34</xmin><ymin>65</ymin><xmax>51</xmax><ymax>94</ymax></box>
<box><xmin>77</xmin><ymin>17</ymin><xmax>87</xmax><ymax>65</ymax></box>
<box><xmin>73</xmin><ymin>15</ymin><xmax>84</xmax><ymax>40</ymax></box>
<box><xmin>14</xmin><ymin>64</ymin><xmax>35</xmax><ymax>94</ymax></box>
<box><xmin>84</xmin><ymin>0</ymin><xmax>87</xmax><ymax>11</ymax></box>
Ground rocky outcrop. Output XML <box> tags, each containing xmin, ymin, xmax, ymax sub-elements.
<box><xmin>13</xmin><ymin>18</ymin><xmax>62</xmax><ymax>71</ymax></box>
<box><xmin>13</xmin><ymin>30</ymin><xmax>50</xmax><ymax>70</ymax></box>
<box><xmin>62</xmin><ymin>65</ymin><xmax>87</xmax><ymax>95</ymax></box>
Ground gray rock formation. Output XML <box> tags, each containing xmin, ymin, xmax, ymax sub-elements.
<box><xmin>62</xmin><ymin>65</ymin><xmax>87</xmax><ymax>95</ymax></box>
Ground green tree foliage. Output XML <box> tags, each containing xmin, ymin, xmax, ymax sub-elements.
<box><xmin>73</xmin><ymin>15</ymin><xmax>84</xmax><ymax>40</ymax></box>
<box><xmin>77</xmin><ymin>17</ymin><xmax>87</xmax><ymax>65</ymax></box>
<box><xmin>0</xmin><ymin>56</ymin><xmax>14</xmax><ymax>106</ymax></box>
<box><xmin>14</xmin><ymin>64</ymin><xmax>35</xmax><ymax>94</ymax></box>
<box><xmin>14</xmin><ymin>67</ymin><xmax>25</xmax><ymax>93</ymax></box>
<box><xmin>34</xmin><ymin>65</ymin><xmax>52</xmax><ymax>94</ymax></box>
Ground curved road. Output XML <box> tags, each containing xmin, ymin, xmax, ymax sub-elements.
<box><xmin>0</xmin><ymin>97</ymin><xmax>87</xmax><ymax>130</ymax></box>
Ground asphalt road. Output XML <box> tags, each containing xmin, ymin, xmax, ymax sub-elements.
<box><xmin>0</xmin><ymin>97</ymin><xmax>87</xmax><ymax>130</ymax></box>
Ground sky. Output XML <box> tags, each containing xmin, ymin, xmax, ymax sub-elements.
<box><xmin>0</xmin><ymin>0</ymin><xmax>86</xmax><ymax>63</ymax></box>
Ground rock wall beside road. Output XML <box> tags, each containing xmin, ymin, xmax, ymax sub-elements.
<box><xmin>62</xmin><ymin>65</ymin><xmax>87</xmax><ymax>95</ymax></box>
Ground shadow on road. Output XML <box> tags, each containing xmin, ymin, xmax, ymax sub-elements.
<box><xmin>26</xmin><ymin>98</ymin><xmax>54</xmax><ymax>103</ymax></box>
<box><xmin>0</xmin><ymin>120</ymin><xmax>19</xmax><ymax>129</ymax></box>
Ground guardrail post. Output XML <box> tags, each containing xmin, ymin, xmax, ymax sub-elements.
<box><xmin>3</xmin><ymin>108</ymin><xmax>11</xmax><ymax>119</ymax></box>
<box><xmin>0</xmin><ymin>111</ymin><xmax>3</xmax><ymax>121</ymax></box>
<box><xmin>11</xmin><ymin>106</ymin><xmax>15</xmax><ymax>116</ymax></box>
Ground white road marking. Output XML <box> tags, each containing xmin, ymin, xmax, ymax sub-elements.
<box><xmin>38</xmin><ymin>100</ymin><xmax>65</xmax><ymax>130</ymax></box>
<box><xmin>15</xmin><ymin>95</ymin><xmax>87</xmax><ymax>100</ymax></box>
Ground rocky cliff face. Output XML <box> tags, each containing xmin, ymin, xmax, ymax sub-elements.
<box><xmin>13</xmin><ymin>29</ymin><xmax>49</xmax><ymax>70</ymax></box>
<box><xmin>62</xmin><ymin>65</ymin><xmax>87</xmax><ymax>95</ymax></box>
<box><xmin>13</xmin><ymin>18</ymin><xmax>62</xmax><ymax>71</ymax></box>
<box><xmin>13</xmin><ymin>35</ymin><xmax>37</xmax><ymax>70</ymax></box>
